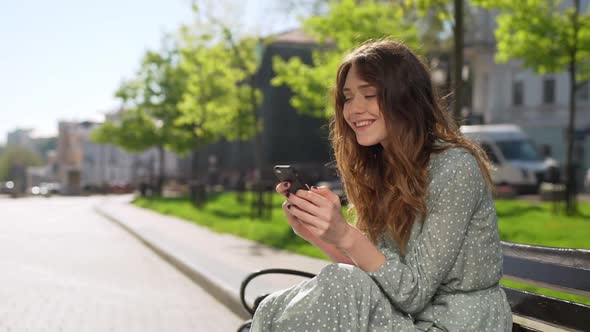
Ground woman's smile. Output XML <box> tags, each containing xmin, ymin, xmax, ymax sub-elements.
<box><xmin>342</xmin><ymin>64</ymin><xmax>388</xmax><ymax>146</ymax></box>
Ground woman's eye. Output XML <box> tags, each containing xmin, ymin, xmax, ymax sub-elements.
<box><xmin>343</xmin><ymin>97</ymin><xmax>352</xmax><ymax>103</ymax></box>
<box><xmin>365</xmin><ymin>95</ymin><xmax>377</xmax><ymax>99</ymax></box>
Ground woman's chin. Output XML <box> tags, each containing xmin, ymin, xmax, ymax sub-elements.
<box><xmin>356</xmin><ymin>137</ymin><xmax>377</xmax><ymax>146</ymax></box>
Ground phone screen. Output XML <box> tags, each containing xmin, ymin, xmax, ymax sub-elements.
<box><xmin>273</xmin><ymin>165</ymin><xmax>309</xmax><ymax>194</ymax></box>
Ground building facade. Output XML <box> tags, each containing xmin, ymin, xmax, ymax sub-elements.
<box><xmin>466</xmin><ymin>2</ymin><xmax>590</xmax><ymax>188</ymax></box>
<box><xmin>56</xmin><ymin>119</ymin><xmax>185</xmax><ymax>194</ymax></box>
<box><xmin>57</xmin><ymin>121</ymin><xmax>135</xmax><ymax>194</ymax></box>
<box><xmin>6</xmin><ymin>128</ymin><xmax>34</xmax><ymax>150</ymax></box>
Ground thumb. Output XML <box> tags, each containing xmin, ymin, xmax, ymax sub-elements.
<box><xmin>311</xmin><ymin>186</ymin><xmax>340</xmax><ymax>205</ymax></box>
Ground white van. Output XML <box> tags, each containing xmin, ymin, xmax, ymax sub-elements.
<box><xmin>460</xmin><ymin>124</ymin><xmax>550</xmax><ymax>194</ymax></box>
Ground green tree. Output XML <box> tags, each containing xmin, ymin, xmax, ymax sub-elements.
<box><xmin>274</xmin><ymin>0</ymin><xmax>330</xmax><ymax>26</ymax></box>
<box><xmin>220</xmin><ymin>30</ymin><xmax>264</xmax><ymax>179</ymax></box>
<box><xmin>92</xmin><ymin>108</ymin><xmax>163</xmax><ymax>189</ymax></box>
<box><xmin>93</xmin><ymin>39</ymin><xmax>193</xmax><ymax>194</ymax></box>
<box><xmin>407</xmin><ymin>0</ymin><xmax>470</xmax><ymax>122</ymax></box>
<box><xmin>272</xmin><ymin>0</ymin><xmax>420</xmax><ymax>119</ymax></box>
<box><xmin>177</xmin><ymin>13</ymin><xmax>268</xmax><ymax>211</ymax></box>
<box><xmin>476</xmin><ymin>0</ymin><xmax>590</xmax><ymax>215</ymax></box>
<box><xmin>92</xmin><ymin>109</ymin><xmax>161</xmax><ymax>152</ymax></box>
<box><xmin>178</xmin><ymin>4</ymin><xmax>265</xmax><ymax>181</ymax></box>
<box><xmin>177</xmin><ymin>31</ymin><xmax>260</xmax><ymax>143</ymax></box>
<box><xmin>95</xmin><ymin>6</ymin><xmax>266</xmax><ymax>201</ymax></box>
<box><xmin>0</xmin><ymin>145</ymin><xmax>43</xmax><ymax>182</ymax></box>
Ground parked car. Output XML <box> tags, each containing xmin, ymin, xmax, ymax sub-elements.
<box><xmin>38</xmin><ymin>182</ymin><xmax>61</xmax><ymax>195</ymax></box>
<box><xmin>30</xmin><ymin>182</ymin><xmax>60</xmax><ymax>196</ymax></box>
<box><xmin>108</xmin><ymin>181</ymin><xmax>133</xmax><ymax>194</ymax></box>
<box><xmin>0</xmin><ymin>181</ymin><xmax>15</xmax><ymax>195</ymax></box>
<box><xmin>30</xmin><ymin>185</ymin><xmax>48</xmax><ymax>196</ymax></box>
<box><xmin>460</xmin><ymin>124</ymin><xmax>553</xmax><ymax>194</ymax></box>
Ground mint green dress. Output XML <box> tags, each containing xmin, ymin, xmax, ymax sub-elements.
<box><xmin>251</xmin><ymin>148</ymin><xmax>512</xmax><ymax>331</ymax></box>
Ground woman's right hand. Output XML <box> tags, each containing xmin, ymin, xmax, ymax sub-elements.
<box><xmin>276</xmin><ymin>182</ymin><xmax>356</xmax><ymax>266</ymax></box>
<box><xmin>276</xmin><ymin>182</ymin><xmax>318</xmax><ymax>244</ymax></box>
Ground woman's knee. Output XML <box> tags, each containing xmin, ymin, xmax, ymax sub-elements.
<box><xmin>318</xmin><ymin>263</ymin><xmax>375</xmax><ymax>289</ymax></box>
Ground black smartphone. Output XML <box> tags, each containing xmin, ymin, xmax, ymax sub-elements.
<box><xmin>273</xmin><ymin>165</ymin><xmax>309</xmax><ymax>194</ymax></box>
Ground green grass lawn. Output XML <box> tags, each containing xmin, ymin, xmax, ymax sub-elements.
<box><xmin>133</xmin><ymin>192</ymin><xmax>327</xmax><ymax>259</ymax></box>
<box><xmin>133</xmin><ymin>192</ymin><xmax>590</xmax><ymax>305</ymax></box>
<box><xmin>495</xmin><ymin>199</ymin><xmax>590</xmax><ymax>249</ymax></box>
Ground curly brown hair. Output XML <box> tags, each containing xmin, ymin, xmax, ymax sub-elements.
<box><xmin>330</xmin><ymin>39</ymin><xmax>493</xmax><ymax>254</ymax></box>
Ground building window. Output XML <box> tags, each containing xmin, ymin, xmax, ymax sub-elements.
<box><xmin>512</xmin><ymin>80</ymin><xmax>524</xmax><ymax>106</ymax></box>
<box><xmin>543</xmin><ymin>78</ymin><xmax>555</xmax><ymax>104</ymax></box>
<box><xmin>576</xmin><ymin>81</ymin><xmax>589</xmax><ymax>101</ymax></box>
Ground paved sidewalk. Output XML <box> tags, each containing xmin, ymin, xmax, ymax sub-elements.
<box><xmin>95</xmin><ymin>195</ymin><xmax>329</xmax><ymax>321</ymax></box>
<box><xmin>0</xmin><ymin>196</ymin><xmax>243</xmax><ymax>332</ymax></box>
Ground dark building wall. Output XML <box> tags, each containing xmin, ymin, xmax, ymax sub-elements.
<box><xmin>193</xmin><ymin>40</ymin><xmax>334</xmax><ymax>186</ymax></box>
<box><xmin>258</xmin><ymin>42</ymin><xmax>332</xmax><ymax>179</ymax></box>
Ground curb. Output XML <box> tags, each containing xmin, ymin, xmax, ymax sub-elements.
<box><xmin>94</xmin><ymin>205</ymin><xmax>251</xmax><ymax>321</ymax></box>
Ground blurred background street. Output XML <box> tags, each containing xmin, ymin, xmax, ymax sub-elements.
<box><xmin>1</xmin><ymin>0</ymin><xmax>589</xmax><ymax>330</ymax></box>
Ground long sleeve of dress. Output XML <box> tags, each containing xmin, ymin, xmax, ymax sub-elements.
<box><xmin>367</xmin><ymin>151</ymin><xmax>486</xmax><ymax>314</ymax></box>
<box><xmin>252</xmin><ymin>148</ymin><xmax>511</xmax><ymax>331</ymax></box>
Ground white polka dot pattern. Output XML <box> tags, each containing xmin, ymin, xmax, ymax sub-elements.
<box><xmin>251</xmin><ymin>148</ymin><xmax>513</xmax><ymax>331</ymax></box>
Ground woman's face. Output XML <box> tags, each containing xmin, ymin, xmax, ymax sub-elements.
<box><xmin>342</xmin><ymin>64</ymin><xmax>387</xmax><ymax>146</ymax></box>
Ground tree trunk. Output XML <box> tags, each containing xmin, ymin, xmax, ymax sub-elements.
<box><xmin>190</xmin><ymin>148</ymin><xmax>199</xmax><ymax>182</ymax></box>
<box><xmin>223</xmin><ymin>28</ymin><xmax>265</xmax><ymax>215</ymax></box>
<box><xmin>254</xmin><ymin>131</ymin><xmax>265</xmax><ymax>218</ymax></box>
<box><xmin>565</xmin><ymin>0</ymin><xmax>580</xmax><ymax>215</ymax></box>
<box><xmin>236</xmin><ymin>99</ymin><xmax>246</xmax><ymax>203</ymax></box>
<box><xmin>190</xmin><ymin>147</ymin><xmax>206</xmax><ymax>207</ymax></box>
<box><xmin>157</xmin><ymin>145</ymin><xmax>165</xmax><ymax>196</ymax></box>
<box><xmin>566</xmin><ymin>68</ymin><xmax>577</xmax><ymax>215</ymax></box>
<box><xmin>245</xmin><ymin>48</ymin><xmax>264</xmax><ymax>217</ymax></box>
<box><xmin>250</xmin><ymin>74</ymin><xmax>265</xmax><ymax>218</ymax></box>
<box><xmin>452</xmin><ymin>0</ymin><xmax>464</xmax><ymax>124</ymax></box>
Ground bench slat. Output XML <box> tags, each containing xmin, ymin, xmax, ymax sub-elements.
<box><xmin>512</xmin><ymin>314</ymin><xmax>571</xmax><ymax>332</ymax></box>
<box><xmin>503</xmin><ymin>255</ymin><xmax>590</xmax><ymax>297</ymax></box>
<box><xmin>501</xmin><ymin>242</ymin><xmax>590</xmax><ymax>270</ymax></box>
<box><xmin>502</xmin><ymin>287</ymin><xmax>590</xmax><ymax>332</ymax></box>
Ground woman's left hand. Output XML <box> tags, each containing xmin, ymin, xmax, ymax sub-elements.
<box><xmin>286</xmin><ymin>186</ymin><xmax>352</xmax><ymax>248</ymax></box>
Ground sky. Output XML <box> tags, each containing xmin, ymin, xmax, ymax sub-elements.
<box><xmin>0</xmin><ymin>0</ymin><xmax>301</xmax><ymax>144</ymax></box>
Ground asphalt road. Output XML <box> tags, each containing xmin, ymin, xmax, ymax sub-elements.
<box><xmin>0</xmin><ymin>196</ymin><xmax>243</xmax><ymax>332</ymax></box>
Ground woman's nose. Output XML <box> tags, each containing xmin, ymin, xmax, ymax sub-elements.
<box><xmin>350</xmin><ymin>97</ymin><xmax>365</xmax><ymax>114</ymax></box>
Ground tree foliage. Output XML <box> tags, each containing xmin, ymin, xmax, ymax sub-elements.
<box><xmin>92</xmin><ymin>109</ymin><xmax>161</xmax><ymax>152</ymax></box>
<box><xmin>0</xmin><ymin>145</ymin><xmax>43</xmax><ymax>181</ymax></box>
<box><xmin>272</xmin><ymin>0</ymin><xmax>420</xmax><ymax>118</ymax></box>
<box><xmin>92</xmin><ymin>39</ymin><xmax>194</xmax><ymax>155</ymax></box>
<box><xmin>476</xmin><ymin>0</ymin><xmax>590</xmax><ymax>214</ymax></box>
<box><xmin>407</xmin><ymin>0</ymin><xmax>474</xmax><ymax>121</ymax></box>
<box><xmin>408</xmin><ymin>0</ymin><xmax>455</xmax><ymax>25</ymax></box>
<box><xmin>93</xmin><ymin>21</ymin><xmax>264</xmax><ymax>154</ymax></box>
<box><xmin>476</xmin><ymin>0</ymin><xmax>590</xmax><ymax>81</ymax></box>
<box><xmin>176</xmin><ymin>29</ymin><xmax>262</xmax><ymax>143</ymax></box>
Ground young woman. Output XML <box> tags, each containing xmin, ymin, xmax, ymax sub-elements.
<box><xmin>251</xmin><ymin>40</ymin><xmax>512</xmax><ymax>331</ymax></box>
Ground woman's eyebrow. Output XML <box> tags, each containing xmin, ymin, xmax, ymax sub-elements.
<box><xmin>359</xmin><ymin>85</ymin><xmax>376</xmax><ymax>92</ymax></box>
<box><xmin>343</xmin><ymin>84</ymin><xmax>374</xmax><ymax>92</ymax></box>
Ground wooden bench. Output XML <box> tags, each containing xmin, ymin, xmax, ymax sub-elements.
<box><xmin>502</xmin><ymin>242</ymin><xmax>590</xmax><ymax>331</ymax></box>
<box><xmin>238</xmin><ymin>241</ymin><xmax>590</xmax><ymax>331</ymax></box>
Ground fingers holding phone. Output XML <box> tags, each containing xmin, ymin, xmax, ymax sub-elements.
<box><xmin>310</xmin><ymin>186</ymin><xmax>341</xmax><ymax>206</ymax></box>
<box><xmin>282</xmin><ymin>200</ymin><xmax>317</xmax><ymax>244</ymax></box>
<box><xmin>274</xmin><ymin>165</ymin><xmax>316</xmax><ymax>242</ymax></box>
<box><xmin>273</xmin><ymin>165</ymin><xmax>309</xmax><ymax>194</ymax></box>
<box><xmin>275</xmin><ymin>182</ymin><xmax>291</xmax><ymax>197</ymax></box>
